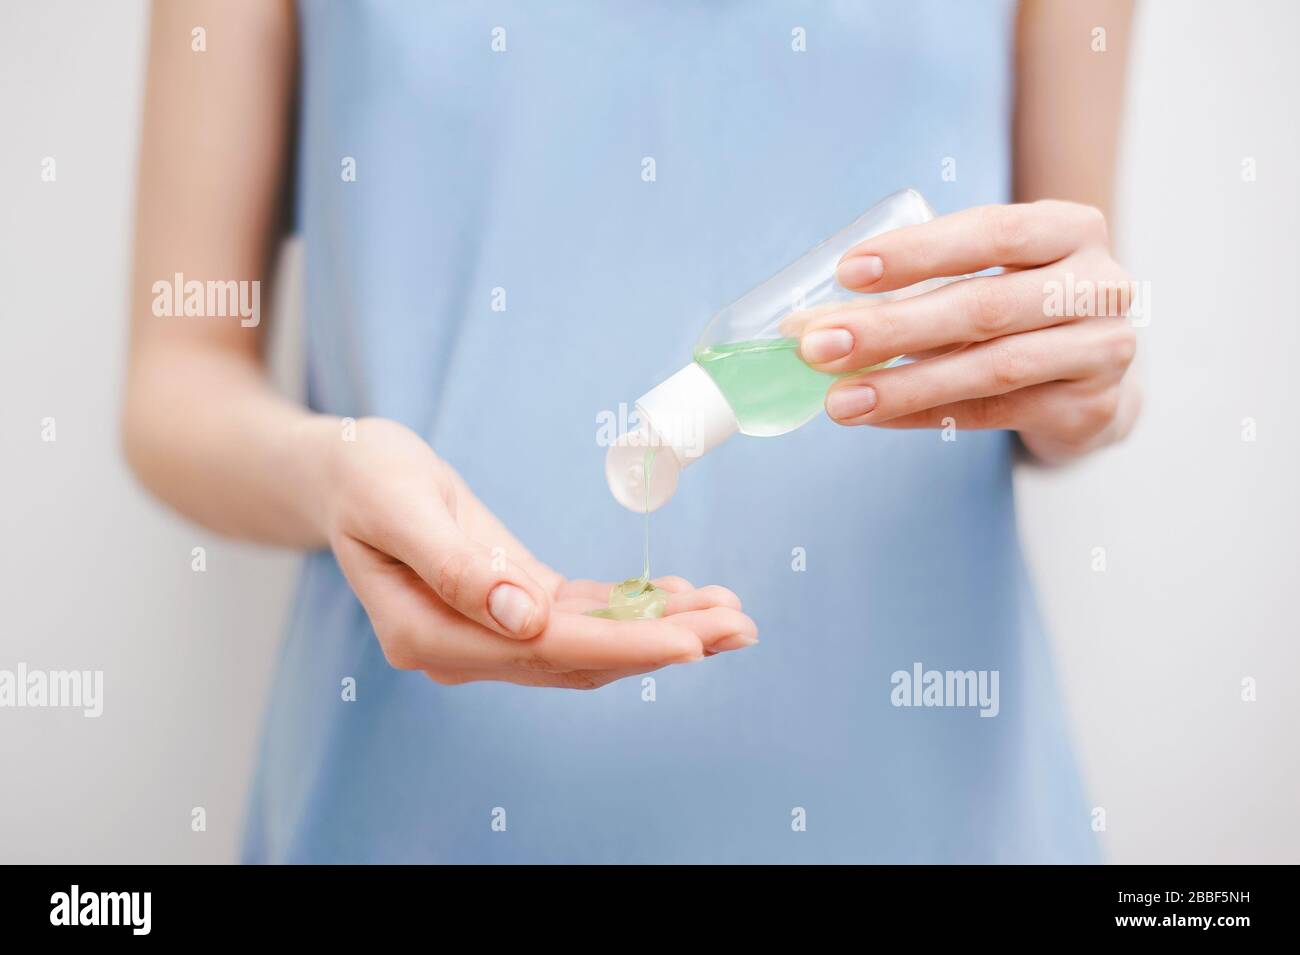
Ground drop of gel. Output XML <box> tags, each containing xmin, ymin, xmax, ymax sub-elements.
<box><xmin>587</xmin><ymin>448</ymin><xmax>668</xmax><ymax>621</ymax></box>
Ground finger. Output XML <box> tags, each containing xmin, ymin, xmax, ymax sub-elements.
<box><xmin>516</xmin><ymin>607</ymin><xmax>756</xmax><ymax>658</ymax></box>
<box><xmin>333</xmin><ymin>533</ymin><xmax>457</xmax><ymax>672</ymax></box>
<box><xmin>799</xmin><ymin>265</ymin><xmax>1071</xmax><ymax>373</ymax></box>
<box><xmin>824</xmin><ymin>319</ymin><xmax>1120</xmax><ymax>426</ymax></box>
<box><xmin>663</xmin><ymin>585</ymin><xmax>742</xmax><ymax>614</ymax></box>
<box><xmin>868</xmin><ymin>377</ymin><xmax>1111</xmax><ymax>446</ymax></box>
<box><xmin>374</xmin><ymin>485</ymin><xmax>551</xmax><ymax>640</ymax></box>
<box><xmin>340</xmin><ymin>547</ymin><xmax>709</xmax><ymax>672</ymax></box>
<box><xmin>652</xmin><ymin>575</ymin><xmax>694</xmax><ymax>593</ymax></box>
<box><xmin>867</xmin><ymin>386</ymin><xmax>1046</xmax><ymax>433</ymax></box>
<box><xmin>835</xmin><ymin>200</ymin><xmax>1107</xmax><ymax>293</ymax></box>
<box><xmin>334</xmin><ymin>537</ymin><xmax>545</xmax><ymax>671</ymax></box>
<box><xmin>427</xmin><ymin>665</ymin><xmax>665</xmax><ymax>691</ymax></box>
<box><xmin>524</xmin><ymin>606</ymin><xmax>758</xmax><ymax>668</ymax></box>
<box><xmin>502</xmin><ymin>613</ymin><xmax>712</xmax><ymax>671</ymax></box>
<box><xmin>667</xmin><ymin>607</ymin><xmax>758</xmax><ymax>651</ymax></box>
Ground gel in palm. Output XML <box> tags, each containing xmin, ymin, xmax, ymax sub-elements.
<box><xmin>605</xmin><ymin>189</ymin><xmax>951</xmax><ymax>513</ymax></box>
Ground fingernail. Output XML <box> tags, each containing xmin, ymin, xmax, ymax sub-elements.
<box><xmin>800</xmin><ymin>328</ymin><xmax>854</xmax><ymax>364</ymax></box>
<box><xmin>709</xmin><ymin>634</ymin><xmax>759</xmax><ymax>653</ymax></box>
<box><xmin>836</xmin><ymin>254</ymin><xmax>883</xmax><ymax>289</ymax></box>
<box><xmin>826</xmin><ymin>384</ymin><xmax>877</xmax><ymax>420</ymax></box>
<box><xmin>488</xmin><ymin>583</ymin><xmax>536</xmax><ymax>635</ymax></box>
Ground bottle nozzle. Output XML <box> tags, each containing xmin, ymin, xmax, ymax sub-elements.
<box><xmin>604</xmin><ymin>423</ymin><xmax>681</xmax><ymax>513</ymax></box>
<box><xmin>603</xmin><ymin>363</ymin><xmax>739</xmax><ymax>512</ymax></box>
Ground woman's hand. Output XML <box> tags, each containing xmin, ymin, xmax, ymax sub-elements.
<box><xmin>121</xmin><ymin>0</ymin><xmax>755</xmax><ymax>692</ymax></box>
<box><xmin>317</xmin><ymin>418</ymin><xmax>757</xmax><ymax>689</ymax></box>
<box><xmin>795</xmin><ymin>201</ymin><xmax>1141</xmax><ymax>462</ymax></box>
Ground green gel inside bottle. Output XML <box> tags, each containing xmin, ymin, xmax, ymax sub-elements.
<box><xmin>693</xmin><ymin>338</ymin><xmax>835</xmax><ymax>436</ymax></box>
<box><xmin>694</xmin><ymin>337</ymin><xmax>896</xmax><ymax>436</ymax></box>
<box><xmin>587</xmin><ymin>448</ymin><xmax>668</xmax><ymax>620</ymax></box>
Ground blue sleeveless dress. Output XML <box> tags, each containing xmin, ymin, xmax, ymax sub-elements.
<box><xmin>243</xmin><ymin>0</ymin><xmax>1100</xmax><ymax>863</ymax></box>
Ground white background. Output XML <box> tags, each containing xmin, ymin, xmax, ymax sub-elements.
<box><xmin>1</xmin><ymin>0</ymin><xmax>1296</xmax><ymax>863</ymax></box>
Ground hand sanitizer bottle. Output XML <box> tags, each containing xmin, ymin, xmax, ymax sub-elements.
<box><xmin>606</xmin><ymin>189</ymin><xmax>952</xmax><ymax>512</ymax></box>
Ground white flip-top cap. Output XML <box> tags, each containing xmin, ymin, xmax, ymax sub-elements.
<box><xmin>605</xmin><ymin>362</ymin><xmax>739</xmax><ymax>512</ymax></box>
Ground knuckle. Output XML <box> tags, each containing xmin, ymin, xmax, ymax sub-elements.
<box><xmin>1061</xmin><ymin>393</ymin><xmax>1118</xmax><ymax>443</ymax></box>
<box><xmin>985</xmin><ymin>205</ymin><xmax>1033</xmax><ymax>261</ymax></box>
<box><xmin>971</xmin><ymin>393</ymin><xmax>1008</xmax><ymax>430</ymax></box>
<box><xmin>699</xmin><ymin>585</ymin><xmax>742</xmax><ymax>611</ymax></box>
<box><xmin>425</xmin><ymin>668</ymin><xmax>471</xmax><ymax>687</ymax></box>
<box><xmin>1055</xmin><ymin>410</ymin><xmax>1091</xmax><ymax>447</ymax></box>
<box><xmin>865</xmin><ymin>304</ymin><xmax>905</xmax><ymax>355</ymax></box>
<box><xmin>1076</xmin><ymin>202</ymin><xmax>1109</xmax><ymax>243</ymax></box>
<box><xmin>1094</xmin><ymin>259</ymin><xmax>1134</xmax><ymax>316</ymax></box>
<box><xmin>434</xmin><ymin>550</ymin><xmax>473</xmax><ymax>607</ymax></box>
<box><xmin>661</xmin><ymin>636</ymin><xmax>703</xmax><ymax>666</ymax></box>
<box><xmin>877</xmin><ymin>377</ymin><xmax>917</xmax><ymax>420</ymax></box>
<box><xmin>967</xmin><ymin>279</ymin><xmax>1016</xmax><ymax>338</ymax></box>
<box><xmin>1042</xmin><ymin>199</ymin><xmax>1108</xmax><ymax>245</ymax></box>
<box><xmin>1106</xmin><ymin>322</ymin><xmax>1138</xmax><ymax>370</ymax></box>
<box><xmin>376</xmin><ymin>624</ymin><xmax>418</xmax><ymax>671</ymax></box>
<box><xmin>655</xmin><ymin>575</ymin><xmax>692</xmax><ymax>592</ymax></box>
<box><xmin>986</xmin><ymin>340</ymin><xmax>1033</xmax><ymax>391</ymax></box>
<box><xmin>513</xmin><ymin>651</ymin><xmax>557</xmax><ymax>673</ymax></box>
<box><xmin>559</xmin><ymin>670</ymin><xmax>603</xmax><ymax>691</ymax></box>
<box><xmin>1093</xmin><ymin>388</ymin><xmax>1123</xmax><ymax>427</ymax></box>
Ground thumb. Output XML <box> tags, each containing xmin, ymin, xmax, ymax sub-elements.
<box><xmin>432</xmin><ymin>542</ymin><xmax>551</xmax><ymax>640</ymax></box>
<box><xmin>383</xmin><ymin>501</ymin><xmax>551</xmax><ymax>640</ymax></box>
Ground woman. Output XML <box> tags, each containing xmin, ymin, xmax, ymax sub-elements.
<box><xmin>125</xmin><ymin>0</ymin><xmax>1138</xmax><ymax>862</ymax></box>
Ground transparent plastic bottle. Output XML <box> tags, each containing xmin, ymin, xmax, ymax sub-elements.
<box><xmin>606</xmin><ymin>189</ymin><xmax>951</xmax><ymax>512</ymax></box>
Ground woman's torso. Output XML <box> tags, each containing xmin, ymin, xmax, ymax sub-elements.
<box><xmin>242</xmin><ymin>0</ymin><xmax>1098</xmax><ymax>863</ymax></box>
